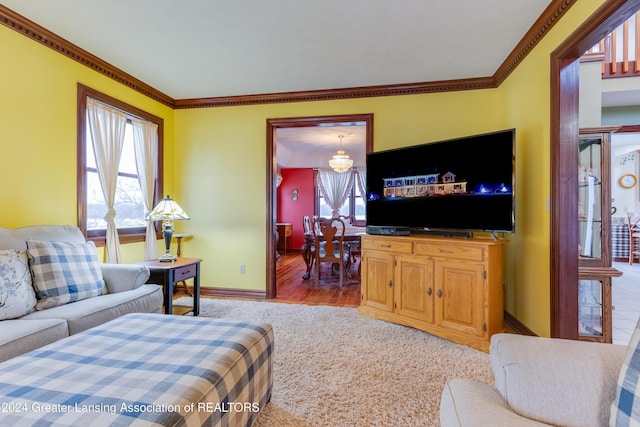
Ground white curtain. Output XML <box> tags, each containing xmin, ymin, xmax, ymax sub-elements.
<box><xmin>355</xmin><ymin>168</ymin><xmax>367</xmax><ymax>205</ymax></box>
<box><xmin>317</xmin><ymin>170</ymin><xmax>355</xmax><ymax>217</ymax></box>
<box><xmin>132</xmin><ymin>118</ymin><xmax>159</xmax><ymax>260</ymax></box>
<box><xmin>86</xmin><ymin>98</ymin><xmax>127</xmax><ymax>263</ymax></box>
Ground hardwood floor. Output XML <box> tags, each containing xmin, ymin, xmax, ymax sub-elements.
<box><xmin>274</xmin><ymin>251</ymin><xmax>361</xmax><ymax>307</ymax></box>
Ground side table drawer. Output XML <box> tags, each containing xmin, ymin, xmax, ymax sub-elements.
<box><xmin>174</xmin><ymin>264</ymin><xmax>197</xmax><ymax>282</ymax></box>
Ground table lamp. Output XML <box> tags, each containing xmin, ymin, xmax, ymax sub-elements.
<box><xmin>145</xmin><ymin>195</ymin><xmax>190</xmax><ymax>262</ymax></box>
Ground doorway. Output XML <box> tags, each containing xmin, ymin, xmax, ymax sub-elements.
<box><xmin>611</xmin><ymin>131</ymin><xmax>640</xmax><ymax>344</ymax></box>
<box><xmin>551</xmin><ymin>0</ymin><xmax>640</xmax><ymax>339</ymax></box>
<box><xmin>265</xmin><ymin>114</ymin><xmax>374</xmax><ymax>299</ymax></box>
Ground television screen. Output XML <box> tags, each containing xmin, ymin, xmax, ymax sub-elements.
<box><xmin>366</xmin><ymin>129</ymin><xmax>515</xmax><ymax>234</ymax></box>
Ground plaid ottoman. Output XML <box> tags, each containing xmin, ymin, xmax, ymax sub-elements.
<box><xmin>0</xmin><ymin>313</ymin><xmax>274</xmax><ymax>427</ymax></box>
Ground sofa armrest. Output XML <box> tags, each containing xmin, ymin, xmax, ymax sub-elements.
<box><xmin>440</xmin><ymin>379</ymin><xmax>551</xmax><ymax>427</ymax></box>
<box><xmin>490</xmin><ymin>333</ymin><xmax>627</xmax><ymax>427</ymax></box>
<box><xmin>100</xmin><ymin>263</ymin><xmax>150</xmax><ymax>294</ymax></box>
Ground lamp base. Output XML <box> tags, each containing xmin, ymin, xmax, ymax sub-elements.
<box><xmin>158</xmin><ymin>252</ymin><xmax>178</xmax><ymax>262</ymax></box>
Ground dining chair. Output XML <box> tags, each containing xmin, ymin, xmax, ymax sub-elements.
<box><xmin>312</xmin><ymin>217</ymin><xmax>351</xmax><ymax>288</ymax></box>
<box><xmin>628</xmin><ymin>212</ymin><xmax>640</xmax><ymax>264</ymax></box>
<box><xmin>303</xmin><ymin>215</ymin><xmax>312</xmax><ymax>234</ymax></box>
<box><xmin>302</xmin><ymin>215</ymin><xmax>317</xmax><ymax>273</ymax></box>
<box><xmin>339</xmin><ymin>215</ymin><xmax>359</xmax><ymax>263</ymax></box>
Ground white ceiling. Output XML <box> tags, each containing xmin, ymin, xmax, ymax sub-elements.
<box><xmin>277</xmin><ymin>123</ymin><xmax>367</xmax><ymax>169</ymax></box>
<box><xmin>1</xmin><ymin>0</ymin><xmax>552</xmax><ymax>99</ymax></box>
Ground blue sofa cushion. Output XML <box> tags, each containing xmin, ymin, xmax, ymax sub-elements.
<box><xmin>611</xmin><ymin>317</ymin><xmax>640</xmax><ymax>425</ymax></box>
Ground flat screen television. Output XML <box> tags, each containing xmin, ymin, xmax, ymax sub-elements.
<box><xmin>366</xmin><ymin>129</ymin><xmax>515</xmax><ymax>235</ymax></box>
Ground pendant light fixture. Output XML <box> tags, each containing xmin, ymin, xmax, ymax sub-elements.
<box><xmin>328</xmin><ymin>135</ymin><xmax>353</xmax><ymax>173</ymax></box>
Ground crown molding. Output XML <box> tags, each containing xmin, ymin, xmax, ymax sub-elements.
<box><xmin>0</xmin><ymin>4</ymin><xmax>175</xmax><ymax>108</ymax></box>
<box><xmin>2</xmin><ymin>0</ymin><xmax>576</xmax><ymax>110</ymax></box>
<box><xmin>493</xmin><ymin>0</ymin><xmax>577</xmax><ymax>86</ymax></box>
<box><xmin>173</xmin><ymin>77</ymin><xmax>497</xmax><ymax>109</ymax></box>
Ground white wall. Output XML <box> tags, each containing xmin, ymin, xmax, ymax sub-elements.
<box><xmin>579</xmin><ymin>61</ymin><xmax>603</xmax><ymax>127</ymax></box>
<box><xmin>612</xmin><ymin>133</ymin><xmax>640</xmax><ymax>223</ymax></box>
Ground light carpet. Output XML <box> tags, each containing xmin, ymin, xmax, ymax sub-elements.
<box><xmin>174</xmin><ymin>297</ymin><xmax>494</xmax><ymax>427</ymax></box>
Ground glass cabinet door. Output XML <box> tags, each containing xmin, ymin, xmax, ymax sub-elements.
<box><xmin>578</xmin><ymin>278</ymin><xmax>604</xmax><ymax>338</ymax></box>
<box><xmin>578</xmin><ymin>137</ymin><xmax>603</xmax><ymax>262</ymax></box>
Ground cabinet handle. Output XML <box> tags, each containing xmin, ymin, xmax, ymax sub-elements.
<box><xmin>427</xmin><ymin>287</ymin><xmax>432</xmax><ymax>296</ymax></box>
<box><xmin>387</xmin><ymin>280</ymin><xmax>393</xmax><ymax>288</ymax></box>
<box><xmin>437</xmin><ymin>289</ymin><xmax>442</xmax><ymax>298</ymax></box>
<box><xmin>439</xmin><ymin>249</ymin><xmax>454</xmax><ymax>254</ymax></box>
<box><xmin>380</xmin><ymin>244</ymin><xmax>392</xmax><ymax>248</ymax></box>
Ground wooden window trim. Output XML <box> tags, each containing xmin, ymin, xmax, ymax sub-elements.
<box><xmin>77</xmin><ymin>83</ymin><xmax>164</xmax><ymax>246</ymax></box>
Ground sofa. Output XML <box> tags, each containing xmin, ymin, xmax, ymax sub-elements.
<box><xmin>440</xmin><ymin>325</ymin><xmax>640</xmax><ymax>426</ymax></box>
<box><xmin>0</xmin><ymin>225</ymin><xmax>163</xmax><ymax>363</ymax></box>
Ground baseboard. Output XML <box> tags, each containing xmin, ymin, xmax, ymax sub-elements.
<box><xmin>504</xmin><ymin>311</ymin><xmax>537</xmax><ymax>336</ymax></box>
<box><xmin>200</xmin><ymin>287</ymin><xmax>267</xmax><ymax>299</ymax></box>
<box><xmin>199</xmin><ymin>289</ymin><xmax>535</xmax><ymax>337</ymax></box>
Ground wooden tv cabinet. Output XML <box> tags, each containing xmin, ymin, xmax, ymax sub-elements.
<box><xmin>358</xmin><ymin>234</ymin><xmax>506</xmax><ymax>352</ymax></box>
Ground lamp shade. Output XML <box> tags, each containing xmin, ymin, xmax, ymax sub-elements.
<box><xmin>145</xmin><ymin>195</ymin><xmax>190</xmax><ymax>221</ymax></box>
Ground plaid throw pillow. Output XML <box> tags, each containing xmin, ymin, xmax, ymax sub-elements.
<box><xmin>611</xmin><ymin>317</ymin><xmax>640</xmax><ymax>425</ymax></box>
<box><xmin>27</xmin><ymin>240</ymin><xmax>105</xmax><ymax>310</ymax></box>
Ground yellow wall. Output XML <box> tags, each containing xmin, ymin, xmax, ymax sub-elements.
<box><xmin>174</xmin><ymin>91</ymin><xmax>501</xmax><ymax>291</ymax></box>
<box><xmin>495</xmin><ymin>0</ymin><xmax>606</xmax><ymax>335</ymax></box>
<box><xmin>1</xmin><ymin>0</ymin><xmax>609</xmax><ymax>336</ymax></box>
<box><xmin>171</xmin><ymin>0</ymin><xmax>609</xmax><ymax>336</ymax></box>
<box><xmin>0</xmin><ymin>24</ymin><xmax>174</xmax><ymax>261</ymax></box>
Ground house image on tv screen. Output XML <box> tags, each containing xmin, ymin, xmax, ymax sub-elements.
<box><xmin>382</xmin><ymin>171</ymin><xmax>467</xmax><ymax>199</ymax></box>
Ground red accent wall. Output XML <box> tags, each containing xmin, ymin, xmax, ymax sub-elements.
<box><xmin>277</xmin><ymin>168</ymin><xmax>314</xmax><ymax>249</ymax></box>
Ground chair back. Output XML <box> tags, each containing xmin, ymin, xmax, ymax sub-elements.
<box><xmin>312</xmin><ymin>217</ymin><xmax>346</xmax><ymax>263</ymax></box>
<box><xmin>303</xmin><ymin>215</ymin><xmax>312</xmax><ymax>234</ymax></box>
<box><xmin>628</xmin><ymin>212</ymin><xmax>640</xmax><ymax>264</ymax></box>
<box><xmin>628</xmin><ymin>212</ymin><xmax>640</xmax><ymax>232</ymax></box>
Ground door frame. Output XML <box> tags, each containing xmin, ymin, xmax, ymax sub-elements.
<box><xmin>551</xmin><ymin>0</ymin><xmax>640</xmax><ymax>338</ymax></box>
<box><xmin>265</xmin><ymin>113</ymin><xmax>374</xmax><ymax>298</ymax></box>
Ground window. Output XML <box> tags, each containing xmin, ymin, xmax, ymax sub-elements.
<box><xmin>316</xmin><ymin>169</ymin><xmax>366</xmax><ymax>224</ymax></box>
<box><xmin>77</xmin><ymin>84</ymin><xmax>164</xmax><ymax>245</ymax></box>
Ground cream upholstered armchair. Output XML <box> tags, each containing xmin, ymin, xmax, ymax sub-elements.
<box><xmin>440</xmin><ymin>322</ymin><xmax>640</xmax><ymax>426</ymax></box>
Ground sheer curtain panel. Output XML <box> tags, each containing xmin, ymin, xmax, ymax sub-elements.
<box><xmin>86</xmin><ymin>98</ymin><xmax>127</xmax><ymax>263</ymax></box>
<box><xmin>355</xmin><ymin>169</ymin><xmax>367</xmax><ymax>207</ymax></box>
<box><xmin>132</xmin><ymin>118</ymin><xmax>159</xmax><ymax>260</ymax></box>
<box><xmin>317</xmin><ymin>170</ymin><xmax>355</xmax><ymax>218</ymax></box>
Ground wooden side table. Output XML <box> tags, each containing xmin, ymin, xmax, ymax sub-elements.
<box><xmin>172</xmin><ymin>233</ymin><xmax>193</xmax><ymax>295</ymax></box>
<box><xmin>276</xmin><ymin>223</ymin><xmax>292</xmax><ymax>254</ymax></box>
<box><xmin>137</xmin><ymin>257</ymin><xmax>201</xmax><ymax>316</ymax></box>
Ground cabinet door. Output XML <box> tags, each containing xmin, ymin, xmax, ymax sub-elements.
<box><xmin>361</xmin><ymin>251</ymin><xmax>394</xmax><ymax>313</ymax></box>
<box><xmin>394</xmin><ymin>255</ymin><xmax>435</xmax><ymax>323</ymax></box>
<box><xmin>578</xmin><ymin>275</ymin><xmax>612</xmax><ymax>343</ymax></box>
<box><xmin>435</xmin><ymin>260</ymin><xmax>485</xmax><ymax>337</ymax></box>
<box><xmin>578</xmin><ymin>130</ymin><xmax>619</xmax><ymax>343</ymax></box>
<box><xmin>578</xmin><ymin>134</ymin><xmax>609</xmax><ymax>266</ymax></box>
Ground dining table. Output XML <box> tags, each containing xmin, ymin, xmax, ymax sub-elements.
<box><xmin>301</xmin><ymin>225</ymin><xmax>366</xmax><ymax>280</ymax></box>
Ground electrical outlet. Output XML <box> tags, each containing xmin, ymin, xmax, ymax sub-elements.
<box><xmin>239</xmin><ymin>264</ymin><xmax>246</xmax><ymax>274</ymax></box>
